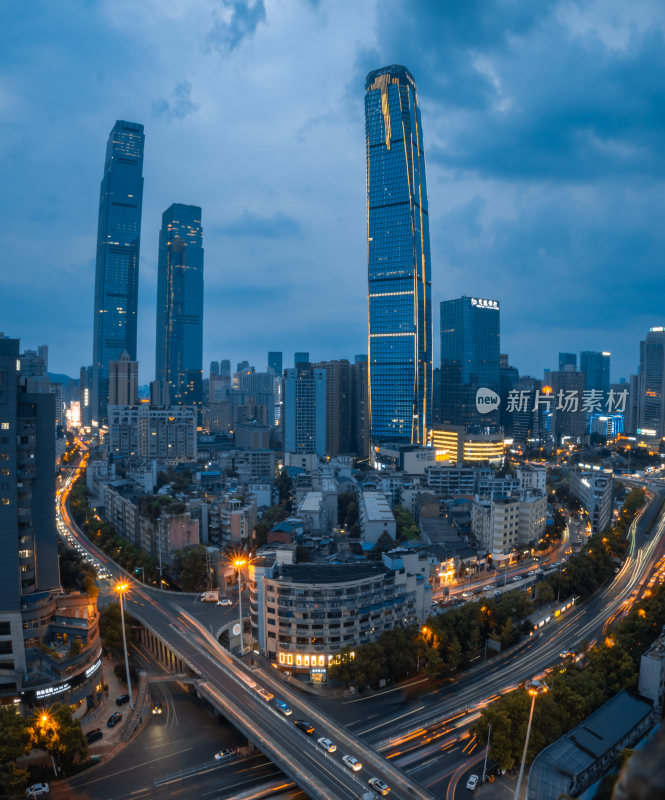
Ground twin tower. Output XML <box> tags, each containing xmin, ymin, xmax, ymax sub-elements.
<box><xmin>91</xmin><ymin>65</ymin><xmax>432</xmax><ymax>446</ymax></box>
<box><xmin>91</xmin><ymin>121</ymin><xmax>203</xmax><ymax>422</ymax></box>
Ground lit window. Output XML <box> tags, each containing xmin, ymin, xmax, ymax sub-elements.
<box><xmin>1</xmin><ymin>498</ymin><xmax>9</xmax><ymax>506</ymax></box>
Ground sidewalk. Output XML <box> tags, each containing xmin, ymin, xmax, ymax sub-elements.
<box><xmin>80</xmin><ymin>655</ymin><xmax>142</xmax><ymax>755</ymax></box>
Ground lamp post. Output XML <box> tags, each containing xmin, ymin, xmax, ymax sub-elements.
<box><xmin>481</xmin><ymin>722</ymin><xmax>492</xmax><ymax>785</ymax></box>
<box><xmin>233</xmin><ymin>558</ymin><xmax>247</xmax><ymax>656</ymax></box>
<box><xmin>38</xmin><ymin>712</ymin><xmax>59</xmax><ymax>777</ymax></box>
<box><xmin>514</xmin><ymin>680</ymin><xmax>548</xmax><ymax>800</ymax></box>
<box><xmin>113</xmin><ymin>581</ymin><xmax>134</xmax><ymax>710</ymax></box>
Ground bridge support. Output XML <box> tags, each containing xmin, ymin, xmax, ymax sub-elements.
<box><xmin>137</xmin><ymin>626</ymin><xmax>189</xmax><ymax>675</ymax></box>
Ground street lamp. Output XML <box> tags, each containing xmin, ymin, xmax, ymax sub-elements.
<box><xmin>113</xmin><ymin>581</ymin><xmax>134</xmax><ymax>710</ymax></box>
<box><xmin>232</xmin><ymin>557</ymin><xmax>248</xmax><ymax>656</ymax></box>
<box><xmin>37</xmin><ymin>711</ymin><xmax>59</xmax><ymax>777</ymax></box>
<box><xmin>513</xmin><ymin>679</ymin><xmax>548</xmax><ymax>800</ymax></box>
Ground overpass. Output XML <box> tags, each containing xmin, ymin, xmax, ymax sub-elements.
<box><xmin>58</xmin><ymin>469</ymin><xmax>436</xmax><ymax>800</ymax></box>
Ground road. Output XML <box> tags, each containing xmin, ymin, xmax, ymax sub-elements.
<box><xmin>59</xmin><ymin>450</ymin><xmax>665</xmax><ymax>799</ymax></box>
<box><xmin>58</xmin><ymin>461</ymin><xmax>437</xmax><ymax>800</ymax></box>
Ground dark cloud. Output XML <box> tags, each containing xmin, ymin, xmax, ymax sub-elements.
<box><xmin>213</xmin><ymin>210</ymin><xmax>302</xmax><ymax>238</ymax></box>
<box><xmin>206</xmin><ymin>0</ymin><xmax>266</xmax><ymax>52</ymax></box>
<box><xmin>152</xmin><ymin>81</ymin><xmax>199</xmax><ymax>121</ymax></box>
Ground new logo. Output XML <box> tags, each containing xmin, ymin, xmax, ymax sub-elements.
<box><xmin>476</xmin><ymin>388</ymin><xmax>500</xmax><ymax>414</ymax></box>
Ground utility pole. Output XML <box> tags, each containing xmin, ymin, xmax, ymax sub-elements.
<box><xmin>482</xmin><ymin>723</ymin><xmax>492</xmax><ymax>784</ymax></box>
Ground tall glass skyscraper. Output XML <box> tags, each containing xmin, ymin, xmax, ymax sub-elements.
<box><xmin>155</xmin><ymin>204</ymin><xmax>204</xmax><ymax>406</ymax></box>
<box><xmin>440</xmin><ymin>296</ymin><xmax>500</xmax><ymax>427</ymax></box>
<box><xmin>92</xmin><ymin>120</ymin><xmax>145</xmax><ymax>422</ymax></box>
<box><xmin>365</xmin><ymin>65</ymin><xmax>432</xmax><ymax>445</ymax></box>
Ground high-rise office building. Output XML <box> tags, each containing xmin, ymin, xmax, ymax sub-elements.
<box><xmin>80</xmin><ymin>365</ymin><xmax>93</xmax><ymax>427</ymax></box>
<box><xmin>294</xmin><ymin>352</ymin><xmax>310</xmax><ymax>367</ymax></box>
<box><xmin>92</xmin><ymin>120</ymin><xmax>145</xmax><ymax>423</ymax></box>
<box><xmin>580</xmin><ymin>351</ymin><xmax>611</xmax><ymax>393</ymax></box>
<box><xmin>155</xmin><ymin>203</ymin><xmax>204</xmax><ymax>407</ymax></box>
<box><xmin>108</xmin><ymin>351</ymin><xmax>138</xmax><ymax>406</ymax></box>
<box><xmin>268</xmin><ymin>352</ymin><xmax>283</xmax><ymax>375</ymax></box>
<box><xmin>559</xmin><ymin>353</ymin><xmax>577</xmax><ymax>371</ymax></box>
<box><xmin>210</xmin><ymin>360</ymin><xmax>220</xmax><ymax>377</ymax></box>
<box><xmin>440</xmin><ymin>297</ymin><xmax>500</xmax><ymax>427</ymax></box>
<box><xmin>638</xmin><ymin>327</ymin><xmax>665</xmax><ymax>439</ymax></box>
<box><xmin>365</xmin><ymin>65</ymin><xmax>432</xmax><ymax>445</ymax></box>
<box><xmin>548</xmin><ymin>368</ymin><xmax>586</xmax><ymax>441</ymax></box>
<box><xmin>0</xmin><ymin>336</ymin><xmax>102</xmax><ymax>709</ymax></box>
<box><xmin>283</xmin><ymin>365</ymin><xmax>326</xmax><ymax>456</ymax></box>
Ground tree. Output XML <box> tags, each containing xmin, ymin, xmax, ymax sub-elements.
<box><xmin>173</xmin><ymin>544</ymin><xmax>208</xmax><ymax>591</ymax></box>
<box><xmin>367</xmin><ymin>532</ymin><xmax>395</xmax><ymax>561</ymax></box>
<box><xmin>99</xmin><ymin>602</ymin><xmax>132</xmax><ymax>654</ymax></box>
<box><xmin>535</xmin><ymin>582</ymin><xmax>555</xmax><ymax>608</ymax></box>
<box><xmin>394</xmin><ymin>505</ymin><xmax>420</xmax><ymax>541</ymax></box>
<box><xmin>275</xmin><ymin>469</ymin><xmax>293</xmax><ymax>511</ymax></box>
<box><xmin>0</xmin><ymin>705</ymin><xmax>29</xmax><ymax>766</ymax></box>
<box><xmin>27</xmin><ymin>703</ymin><xmax>88</xmax><ymax>772</ymax></box>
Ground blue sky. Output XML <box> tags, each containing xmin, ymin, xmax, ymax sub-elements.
<box><xmin>1</xmin><ymin>0</ymin><xmax>663</xmax><ymax>383</ymax></box>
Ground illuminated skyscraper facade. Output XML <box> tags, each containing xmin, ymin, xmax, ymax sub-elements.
<box><xmin>92</xmin><ymin>120</ymin><xmax>144</xmax><ymax>422</ymax></box>
<box><xmin>365</xmin><ymin>65</ymin><xmax>432</xmax><ymax>445</ymax></box>
<box><xmin>155</xmin><ymin>204</ymin><xmax>204</xmax><ymax>406</ymax></box>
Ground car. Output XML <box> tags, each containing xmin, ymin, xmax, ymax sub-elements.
<box><xmin>466</xmin><ymin>774</ymin><xmax>479</xmax><ymax>791</ymax></box>
<box><xmin>217</xmin><ymin>598</ymin><xmax>233</xmax><ymax>606</ymax></box>
<box><xmin>275</xmin><ymin>700</ymin><xmax>293</xmax><ymax>716</ymax></box>
<box><xmin>85</xmin><ymin>728</ymin><xmax>103</xmax><ymax>744</ymax></box>
<box><xmin>214</xmin><ymin>748</ymin><xmax>233</xmax><ymax>760</ymax></box>
<box><xmin>317</xmin><ymin>736</ymin><xmax>336</xmax><ymax>753</ymax></box>
<box><xmin>342</xmin><ymin>754</ymin><xmax>362</xmax><ymax>772</ymax></box>
<box><xmin>116</xmin><ymin>694</ymin><xmax>130</xmax><ymax>706</ymax></box>
<box><xmin>294</xmin><ymin>719</ymin><xmax>315</xmax><ymax>735</ymax></box>
<box><xmin>107</xmin><ymin>711</ymin><xmax>122</xmax><ymax>728</ymax></box>
<box><xmin>559</xmin><ymin>650</ymin><xmax>574</xmax><ymax>660</ymax></box>
<box><xmin>25</xmin><ymin>784</ymin><xmax>50</xmax><ymax>797</ymax></box>
<box><xmin>152</xmin><ymin>702</ymin><xmax>163</xmax><ymax>715</ymax></box>
<box><xmin>368</xmin><ymin>776</ymin><xmax>391</xmax><ymax>795</ymax></box>
<box><xmin>255</xmin><ymin>687</ymin><xmax>274</xmax><ymax>702</ymax></box>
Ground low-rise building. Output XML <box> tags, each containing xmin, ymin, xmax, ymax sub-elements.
<box><xmin>359</xmin><ymin>491</ymin><xmax>396</xmax><ymax>544</ymax></box>
<box><xmin>516</xmin><ymin>463</ymin><xmax>547</xmax><ymax>493</ymax></box>
<box><xmin>249</xmin><ymin>549</ymin><xmax>430</xmax><ymax>680</ymax></box>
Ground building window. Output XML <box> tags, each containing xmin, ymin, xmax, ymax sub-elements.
<box><xmin>1</xmin><ymin>498</ymin><xmax>9</xmax><ymax>506</ymax></box>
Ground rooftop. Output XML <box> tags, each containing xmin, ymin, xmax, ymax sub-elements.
<box><xmin>361</xmin><ymin>491</ymin><xmax>394</xmax><ymax>521</ymax></box>
<box><xmin>527</xmin><ymin>689</ymin><xmax>653</xmax><ymax>800</ymax></box>
<box><xmin>279</xmin><ymin>563</ymin><xmax>388</xmax><ymax>585</ymax></box>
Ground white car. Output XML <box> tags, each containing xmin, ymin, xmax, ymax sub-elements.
<box><xmin>25</xmin><ymin>784</ymin><xmax>50</xmax><ymax>797</ymax></box>
<box><xmin>217</xmin><ymin>598</ymin><xmax>233</xmax><ymax>606</ymax></box>
<box><xmin>342</xmin><ymin>754</ymin><xmax>362</xmax><ymax>772</ymax></box>
<box><xmin>466</xmin><ymin>774</ymin><xmax>479</xmax><ymax>791</ymax></box>
<box><xmin>317</xmin><ymin>736</ymin><xmax>336</xmax><ymax>753</ymax></box>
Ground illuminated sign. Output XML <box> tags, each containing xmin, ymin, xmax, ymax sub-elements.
<box><xmin>85</xmin><ymin>658</ymin><xmax>102</xmax><ymax>679</ymax></box>
<box><xmin>470</xmin><ymin>298</ymin><xmax>499</xmax><ymax>310</ymax></box>
<box><xmin>35</xmin><ymin>682</ymin><xmax>71</xmax><ymax>699</ymax></box>
<box><xmin>278</xmin><ymin>652</ymin><xmax>327</xmax><ymax>668</ymax></box>
<box><xmin>638</xmin><ymin>428</ymin><xmax>657</xmax><ymax>437</ymax></box>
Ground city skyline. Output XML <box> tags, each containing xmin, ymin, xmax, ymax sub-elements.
<box><xmin>1</xmin><ymin>1</ymin><xmax>663</xmax><ymax>383</ymax></box>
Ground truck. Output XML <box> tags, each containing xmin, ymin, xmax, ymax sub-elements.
<box><xmin>200</xmin><ymin>590</ymin><xmax>219</xmax><ymax>603</ymax></box>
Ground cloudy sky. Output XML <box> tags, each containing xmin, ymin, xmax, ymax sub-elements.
<box><xmin>2</xmin><ymin>0</ymin><xmax>663</xmax><ymax>383</ymax></box>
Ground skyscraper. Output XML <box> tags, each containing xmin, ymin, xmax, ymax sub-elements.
<box><xmin>294</xmin><ymin>352</ymin><xmax>310</xmax><ymax>367</ymax></box>
<box><xmin>638</xmin><ymin>327</ymin><xmax>665</xmax><ymax>438</ymax></box>
<box><xmin>440</xmin><ymin>296</ymin><xmax>500</xmax><ymax>427</ymax></box>
<box><xmin>365</xmin><ymin>65</ymin><xmax>432</xmax><ymax>445</ymax></box>
<box><xmin>283</xmin><ymin>365</ymin><xmax>326</xmax><ymax>456</ymax></box>
<box><xmin>108</xmin><ymin>351</ymin><xmax>139</xmax><ymax>406</ymax></box>
<box><xmin>580</xmin><ymin>350</ymin><xmax>610</xmax><ymax>392</ymax></box>
<box><xmin>155</xmin><ymin>204</ymin><xmax>204</xmax><ymax>406</ymax></box>
<box><xmin>92</xmin><ymin>120</ymin><xmax>144</xmax><ymax>423</ymax></box>
<box><xmin>559</xmin><ymin>353</ymin><xmax>577</xmax><ymax>371</ymax></box>
<box><xmin>268</xmin><ymin>352</ymin><xmax>283</xmax><ymax>375</ymax></box>
<box><xmin>0</xmin><ymin>336</ymin><xmax>102</xmax><ymax>709</ymax></box>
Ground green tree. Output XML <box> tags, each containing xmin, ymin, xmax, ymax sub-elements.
<box><xmin>99</xmin><ymin>602</ymin><xmax>132</xmax><ymax>654</ymax></box>
<box><xmin>27</xmin><ymin>703</ymin><xmax>88</xmax><ymax>772</ymax></box>
<box><xmin>535</xmin><ymin>581</ymin><xmax>555</xmax><ymax>608</ymax></box>
<box><xmin>368</xmin><ymin>531</ymin><xmax>396</xmax><ymax>561</ymax></box>
<box><xmin>275</xmin><ymin>469</ymin><xmax>293</xmax><ymax>511</ymax></box>
<box><xmin>393</xmin><ymin>505</ymin><xmax>420</xmax><ymax>541</ymax></box>
<box><xmin>174</xmin><ymin>544</ymin><xmax>208</xmax><ymax>592</ymax></box>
